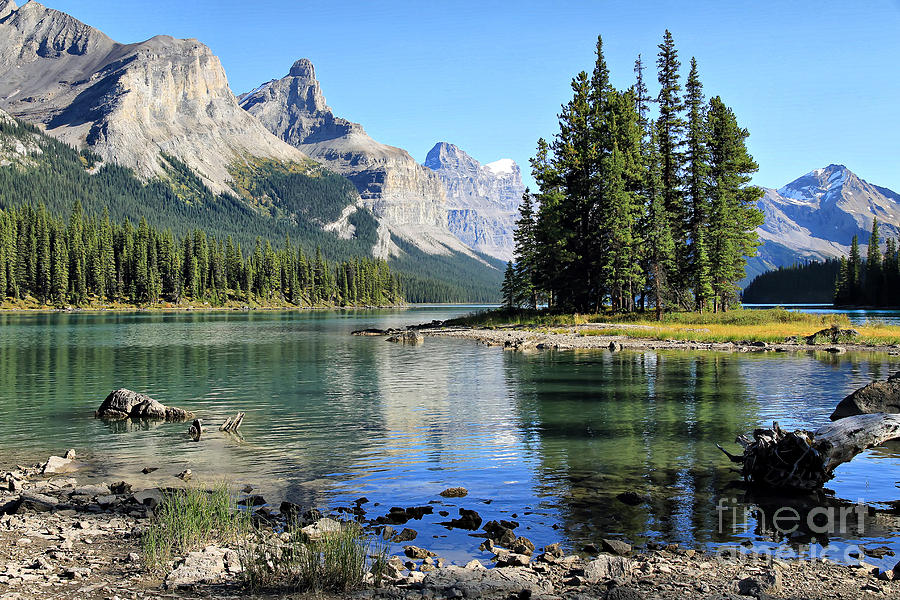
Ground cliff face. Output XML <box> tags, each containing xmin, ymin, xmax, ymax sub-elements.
<box><xmin>424</xmin><ymin>142</ymin><xmax>524</xmax><ymax>262</ymax></box>
<box><xmin>240</xmin><ymin>59</ymin><xmax>487</xmax><ymax>259</ymax></box>
<box><xmin>0</xmin><ymin>1</ymin><xmax>309</xmax><ymax>194</ymax></box>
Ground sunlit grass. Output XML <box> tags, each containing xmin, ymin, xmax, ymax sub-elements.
<box><xmin>448</xmin><ymin>308</ymin><xmax>900</xmax><ymax>345</ymax></box>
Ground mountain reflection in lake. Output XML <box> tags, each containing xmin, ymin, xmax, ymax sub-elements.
<box><xmin>1</xmin><ymin>309</ymin><xmax>898</xmax><ymax>566</ymax></box>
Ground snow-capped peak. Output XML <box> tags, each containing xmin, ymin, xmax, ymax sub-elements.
<box><xmin>485</xmin><ymin>158</ymin><xmax>515</xmax><ymax>176</ymax></box>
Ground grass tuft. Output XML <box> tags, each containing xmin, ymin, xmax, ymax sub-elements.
<box><xmin>141</xmin><ymin>484</ymin><xmax>250</xmax><ymax>572</ymax></box>
<box><xmin>241</xmin><ymin>520</ymin><xmax>383</xmax><ymax>592</ymax></box>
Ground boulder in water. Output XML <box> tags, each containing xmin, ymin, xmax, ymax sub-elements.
<box><xmin>95</xmin><ymin>388</ymin><xmax>193</xmax><ymax>421</ymax></box>
<box><xmin>831</xmin><ymin>372</ymin><xmax>900</xmax><ymax>420</ymax></box>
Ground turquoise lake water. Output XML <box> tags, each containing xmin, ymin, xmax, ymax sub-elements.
<box><xmin>1</xmin><ymin>307</ymin><xmax>898</xmax><ymax>566</ymax></box>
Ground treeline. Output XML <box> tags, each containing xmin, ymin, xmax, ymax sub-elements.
<box><xmin>0</xmin><ymin>202</ymin><xmax>402</xmax><ymax>307</ymax></box>
<box><xmin>741</xmin><ymin>259</ymin><xmax>840</xmax><ymax>304</ymax></box>
<box><xmin>0</xmin><ymin>114</ymin><xmax>502</xmax><ymax>303</ymax></box>
<box><xmin>502</xmin><ymin>31</ymin><xmax>763</xmax><ymax>318</ymax></box>
<box><xmin>834</xmin><ymin>218</ymin><xmax>900</xmax><ymax>307</ymax></box>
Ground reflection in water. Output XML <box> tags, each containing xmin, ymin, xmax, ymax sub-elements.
<box><xmin>511</xmin><ymin>351</ymin><xmax>759</xmax><ymax>548</ymax></box>
<box><xmin>1</xmin><ymin>310</ymin><xmax>899</xmax><ymax>566</ymax></box>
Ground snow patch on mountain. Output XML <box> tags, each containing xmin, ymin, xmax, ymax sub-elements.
<box><xmin>485</xmin><ymin>158</ymin><xmax>515</xmax><ymax>176</ymax></box>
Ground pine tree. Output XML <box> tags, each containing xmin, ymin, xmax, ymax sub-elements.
<box><xmin>834</xmin><ymin>256</ymin><xmax>850</xmax><ymax>305</ymax></box>
<box><xmin>67</xmin><ymin>201</ymin><xmax>87</xmax><ymax>304</ymax></box>
<box><xmin>36</xmin><ymin>209</ymin><xmax>51</xmax><ymax>302</ymax></box>
<box><xmin>644</xmin><ymin>127</ymin><xmax>676</xmax><ymax>320</ymax></box>
<box><xmin>501</xmin><ymin>262</ymin><xmax>518</xmax><ymax>309</ymax></box>
<box><xmin>656</xmin><ymin>30</ymin><xmax>687</xmax><ymax>301</ymax></box>
<box><xmin>683</xmin><ymin>57</ymin><xmax>710</xmax><ymax>307</ymax></box>
<box><xmin>50</xmin><ymin>221</ymin><xmax>68</xmax><ymax>306</ymax></box>
<box><xmin>866</xmin><ymin>217</ymin><xmax>882</xmax><ymax>304</ymax></box>
<box><xmin>705</xmin><ymin>96</ymin><xmax>764</xmax><ymax>311</ymax></box>
<box><xmin>883</xmin><ymin>237</ymin><xmax>898</xmax><ymax>306</ymax></box>
<box><xmin>513</xmin><ymin>190</ymin><xmax>537</xmax><ymax>309</ymax></box>
<box><xmin>848</xmin><ymin>235</ymin><xmax>861</xmax><ymax>302</ymax></box>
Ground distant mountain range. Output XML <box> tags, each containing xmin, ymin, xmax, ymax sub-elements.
<box><xmin>0</xmin><ymin>0</ymin><xmax>518</xmax><ymax>301</ymax></box>
<box><xmin>749</xmin><ymin>164</ymin><xmax>900</xmax><ymax>282</ymax></box>
<box><xmin>1</xmin><ymin>1</ymin><xmax>885</xmax><ymax>296</ymax></box>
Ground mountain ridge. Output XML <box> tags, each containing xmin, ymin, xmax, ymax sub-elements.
<box><xmin>750</xmin><ymin>164</ymin><xmax>900</xmax><ymax>280</ymax></box>
<box><xmin>0</xmin><ymin>0</ymin><xmax>312</xmax><ymax>195</ymax></box>
<box><xmin>238</xmin><ymin>59</ymin><xmax>494</xmax><ymax>263</ymax></box>
<box><xmin>423</xmin><ymin>141</ymin><xmax>524</xmax><ymax>262</ymax></box>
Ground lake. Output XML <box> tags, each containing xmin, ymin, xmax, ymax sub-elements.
<box><xmin>1</xmin><ymin>307</ymin><xmax>899</xmax><ymax>567</ymax></box>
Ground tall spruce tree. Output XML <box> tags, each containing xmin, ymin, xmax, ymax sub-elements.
<box><xmin>645</xmin><ymin>126</ymin><xmax>676</xmax><ymax>320</ymax></box>
<box><xmin>655</xmin><ymin>30</ymin><xmax>687</xmax><ymax>302</ymax></box>
<box><xmin>866</xmin><ymin>217</ymin><xmax>882</xmax><ymax>304</ymax></box>
<box><xmin>683</xmin><ymin>57</ymin><xmax>712</xmax><ymax>308</ymax></box>
<box><xmin>848</xmin><ymin>235</ymin><xmax>861</xmax><ymax>301</ymax></box>
<box><xmin>705</xmin><ymin>96</ymin><xmax>764</xmax><ymax>311</ymax></box>
<box><xmin>513</xmin><ymin>190</ymin><xmax>538</xmax><ymax>309</ymax></box>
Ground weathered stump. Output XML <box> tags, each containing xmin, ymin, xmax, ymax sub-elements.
<box><xmin>188</xmin><ymin>419</ymin><xmax>202</xmax><ymax>441</ymax></box>
<box><xmin>220</xmin><ymin>412</ymin><xmax>245</xmax><ymax>433</ymax></box>
<box><xmin>720</xmin><ymin>414</ymin><xmax>900</xmax><ymax>490</ymax></box>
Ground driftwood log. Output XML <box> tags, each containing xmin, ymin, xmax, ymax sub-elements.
<box><xmin>220</xmin><ymin>412</ymin><xmax>244</xmax><ymax>433</ymax></box>
<box><xmin>720</xmin><ymin>414</ymin><xmax>900</xmax><ymax>490</ymax></box>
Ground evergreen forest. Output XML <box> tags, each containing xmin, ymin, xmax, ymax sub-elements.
<box><xmin>503</xmin><ymin>32</ymin><xmax>764</xmax><ymax>317</ymax></box>
<box><xmin>834</xmin><ymin>218</ymin><xmax>900</xmax><ymax>307</ymax></box>
<box><xmin>0</xmin><ymin>114</ymin><xmax>501</xmax><ymax>304</ymax></box>
<box><xmin>0</xmin><ymin>201</ymin><xmax>402</xmax><ymax>308</ymax></box>
<box><xmin>741</xmin><ymin>259</ymin><xmax>840</xmax><ymax>304</ymax></box>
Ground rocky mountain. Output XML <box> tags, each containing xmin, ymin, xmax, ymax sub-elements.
<box><xmin>423</xmin><ymin>142</ymin><xmax>524</xmax><ymax>262</ymax></box>
<box><xmin>0</xmin><ymin>0</ymin><xmax>309</xmax><ymax>194</ymax></box>
<box><xmin>750</xmin><ymin>164</ymin><xmax>900</xmax><ymax>281</ymax></box>
<box><xmin>239</xmin><ymin>59</ymin><xmax>486</xmax><ymax>261</ymax></box>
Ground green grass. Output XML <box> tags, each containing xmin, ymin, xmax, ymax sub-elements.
<box><xmin>141</xmin><ymin>484</ymin><xmax>251</xmax><ymax>572</ymax></box>
<box><xmin>241</xmin><ymin>520</ymin><xmax>384</xmax><ymax>592</ymax></box>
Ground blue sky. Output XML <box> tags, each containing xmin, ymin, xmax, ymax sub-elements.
<box><xmin>37</xmin><ymin>0</ymin><xmax>900</xmax><ymax>192</ymax></box>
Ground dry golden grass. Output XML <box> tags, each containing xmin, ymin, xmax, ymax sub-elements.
<box><xmin>453</xmin><ymin>308</ymin><xmax>900</xmax><ymax>346</ymax></box>
<box><xmin>579</xmin><ymin>321</ymin><xmax>900</xmax><ymax>345</ymax></box>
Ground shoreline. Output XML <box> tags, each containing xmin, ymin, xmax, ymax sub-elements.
<box><xmin>2</xmin><ymin>454</ymin><xmax>899</xmax><ymax>599</ymax></box>
<box><xmin>417</xmin><ymin>323</ymin><xmax>900</xmax><ymax>355</ymax></box>
<box><xmin>0</xmin><ymin>302</ymin><xmax>408</xmax><ymax>315</ymax></box>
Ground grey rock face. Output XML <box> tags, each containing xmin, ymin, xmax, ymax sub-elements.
<box><xmin>425</xmin><ymin>142</ymin><xmax>525</xmax><ymax>262</ymax></box>
<box><xmin>240</xmin><ymin>60</ymin><xmax>480</xmax><ymax>258</ymax></box>
<box><xmin>0</xmin><ymin>1</ymin><xmax>309</xmax><ymax>194</ymax></box>
<box><xmin>751</xmin><ymin>164</ymin><xmax>900</xmax><ymax>279</ymax></box>
<box><xmin>95</xmin><ymin>388</ymin><xmax>193</xmax><ymax>421</ymax></box>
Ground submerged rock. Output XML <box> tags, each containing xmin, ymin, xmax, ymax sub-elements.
<box><xmin>386</xmin><ymin>330</ymin><xmax>424</xmax><ymax>345</ymax></box>
<box><xmin>831</xmin><ymin>372</ymin><xmax>900</xmax><ymax>420</ymax></box>
<box><xmin>95</xmin><ymin>388</ymin><xmax>193</xmax><ymax>421</ymax></box>
<box><xmin>42</xmin><ymin>452</ymin><xmax>77</xmax><ymax>474</ymax></box>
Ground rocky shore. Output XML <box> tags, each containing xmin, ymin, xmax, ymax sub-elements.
<box><xmin>416</xmin><ymin>323</ymin><xmax>900</xmax><ymax>355</ymax></box>
<box><xmin>2</xmin><ymin>454</ymin><xmax>900</xmax><ymax>600</ymax></box>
